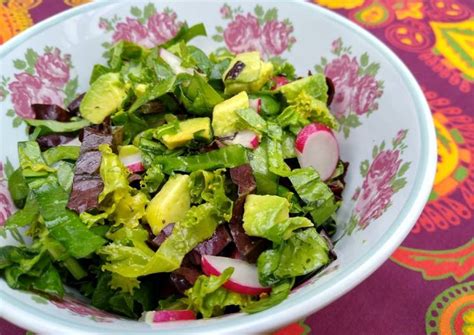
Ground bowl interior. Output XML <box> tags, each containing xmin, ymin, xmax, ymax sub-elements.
<box><xmin>0</xmin><ymin>1</ymin><xmax>435</xmax><ymax>334</ymax></box>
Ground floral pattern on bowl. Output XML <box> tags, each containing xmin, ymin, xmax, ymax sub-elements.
<box><xmin>348</xmin><ymin>129</ymin><xmax>411</xmax><ymax>233</ymax></box>
<box><xmin>99</xmin><ymin>3</ymin><xmax>181</xmax><ymax>50</ymax></box>
<box><xmin>315</xmin><ymin>38</ymin><xmax>384</xmax><ymax>138</ymax></box>
<box><xmin>0</xmin><ymin>47</ymin><xmax>78</xmax><ymax>127</ymax></box>
<box><xmin>0</xmin><ymin>162</ymin><xmax>14</xmax><ymax>226</ymax></box>
<box><xmin>213</xmin><ymin>3</ymin><xmax>296</xmax><ymax>59</ymax></box>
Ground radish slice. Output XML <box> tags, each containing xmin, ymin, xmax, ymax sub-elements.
<box><xmin>295</xmin><ymin>123</ymin><xmax>339</xmax><ymax>181</ymax></box>
<box><xmin>222</xmin><ymin>130</ymin><xmax>260</xmax><ymax>149</ymax></box>
<box><xmin>159</xmin><ymin>48</ymin><xmax>193</xmax><ymax>75</ymax></box>
<box><xmin>143</xmin><ymin>310</ymin><xmax>196</xmax><ymax>323</ymax></box>
<box><xmin>272</xmin><ymin>76</ymin><xmax>289</xmax><ymax>90</ymax></box>
<box><xmin>201</xmin><ymin>255</ymin><xmax>271</xmax><ymax>295</ymax></box>
<box><xmin>119</xmin><ymin>146</ymin><xmax>145</xmax><ymax>173</ymax></box>
<box><xmin>249</xmin><ymin>98</ymin><xmax>262</xmax><ymax>114</ymax></box>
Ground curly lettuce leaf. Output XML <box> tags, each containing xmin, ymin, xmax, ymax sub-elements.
<box><xmin>190</xmin><ymin>169</ymin><xmax>233</xmax><ymax>220</ymax></box>
<box><xmin>101</xmin><ymin>203</ymin><xmax>220</xmax><ymax>277</ymax></box>
<box><xmin>82</xmin><ymin>144</ymin><xmax>148</xmax><ymax>228</ymax></box>
<box><xmin>140</xmin><ymin>164</ymin><xmax>165</xmax><ymax>194</ymax></box>
<box><xmin>257</xmin><ymin>228</ymin><xmax>330</xmax><ymax>286</ymax></box>
<box><xmin>278</xmin><ymin>74</ymin><xmax>328</xmax><ymax>104</ymax></box>
<box><xmin>154</xmin><ymin>145</ymin><xmax>249</xmax><ymax>174</ymax></box>
<box><xmin>242</xmin><ymin>195</ymin><xmax>313</xmax><ymax>244</ymax></box>
<box><xmin>184</xmin><ymin>268</ymin><xmax>250</xmax><ymax>318</ymax></box>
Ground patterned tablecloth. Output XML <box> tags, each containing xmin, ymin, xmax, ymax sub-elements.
<box><xmin>1</xmin><ymin>0</ymin><xmax>473</xmax><ymax>334</ymax></box>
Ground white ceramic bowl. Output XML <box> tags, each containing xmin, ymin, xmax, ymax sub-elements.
<box><xmin>0</xmin><ymin>1</ymin><xmax>436</xmax><ymax>334</ymax></box>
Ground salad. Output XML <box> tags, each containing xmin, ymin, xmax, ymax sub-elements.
<box><xmin>0</xmin><ymin>23</ymin><xmax>347</xmax><ymax>322</ymax></box>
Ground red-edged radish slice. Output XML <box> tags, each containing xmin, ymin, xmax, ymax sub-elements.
<box><xmin>271</xmin><ymin>76</ymin><xmax>289</xmax><ymax>90</ymax></box>
<box><xmin>249</xmin><ymin>98</ymin><xmax>262</xmax><ymax>114</ymax></box>
<box><xmin>143</xmin><ymin>310</ymin><xmax>196</xmax><ymax>323</ymax></box>
<box><xmin>201</xmin><ymin>255</ymin><xmax>271</xmax><ymax>295</ymax></box>
<box><xmin>295</xmin><ymin>123</ymin><xmax>339</xmax><ymax>181</ymax></box>
<box><xmin>119</xmin><ymin>145</ymin><xmax>145</xmax><ymax>173</ymax></box>
<box><xmin>223</xmin><ymin>130</ymin><xmax>260</xmax><ymax>149</ymax></box>
<box><xmin>159</xmin><ymin>48</ymin><xmax>193</xmax><ymax>75</ymax></box>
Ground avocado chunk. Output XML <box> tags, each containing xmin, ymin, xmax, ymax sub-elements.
<box><xmin>212</xmin><ymin>91</ymin><xmax>249</xmax><ymax>137</ymax></box>
<box><xmin>161</xmin><ymin>117</ymin><xmax>212</xmax><ymax>149</ymax></box>
<box><xmin>80</xmin><ymin>72</ymin><xmax>128</xmax><ymax>124</ymax></box>
<box><xmin>146</xmin><ymin>174</ymin><xmax>191</xmax><ymax>235</ymax></box>
<box><xmin>222</xmin><ymin>52</ymin><xmax>274</xmax><ymax>95</ymax></box>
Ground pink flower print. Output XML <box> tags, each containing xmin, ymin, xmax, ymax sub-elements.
<box><xmin>35</xmin><ymin>48</ymin><xmax>70</xmax><ymax>88</ymax></box>
<box><xmin>112</xmin><ymin>17</ymin><xmax>154</xmax><ymax>48</ymax></box>
<box><xmin>368</xmin><ymin>150</ymin><xmax>401</xmax><ymax>190</ymax></box>
<box><xmin>51</xmin><ymin>296</ymin><xmax>116</xmax><ymax>322</ymax></box>
<box><xmin>352</xmin><ymin>74</ymin><xmax>381</xmax><ymax>115</ymax></box>
<box><xmin>0</xmin><ymin>163</ymin><xmax>14</xmax><ymax>226</ymax></box>
<box><xmin>98</xmin><ymin>18</ymin><xmax>111</xmax><ymax>31</ymax></box>
<box><xmin>324</xmin><ymin>55</ymin><xmax>359</xmax><ymax>118</ymax></box>
<box><xmin>220</xmin><ymin>5</ymin><xmax>231</xmax><ymax>19</ymax></box>
<box><xmin>355</xmin><ymin>186</ymin><xmax>393</xmax><ymax>228</ymax></box>
<box><xmin>331</xmin><ymin>38</ymin><xmax>342</xmax><ymax>54</ymax></box>
<box><xmin>224</xmin><ymin>14</ymin><xmax>263</xmax><ymax>54</ymax></box>
<box><xmin>8</xmin><ymin>73</ymin><xmax>64</xmax><ymax>118</ymax></box>
<box><xmin>394</xmin><ymin>129</ymin><xmax>407</xmax><ymax>146</ymax></box>
<box><xmin>147</xmin><ymin>12</ymin><xmax>180</xmax><ymax>46</ymax></box>
<box><xmin>261</xmin><ymin>20</ymin><xmax>292</xmax><ymax>56</ymax></box>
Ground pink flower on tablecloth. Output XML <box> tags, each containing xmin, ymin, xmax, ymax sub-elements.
<box><xmin>147</xmin><ymin>12</ymin><xmax>180</xmax><ymax>45</ymax></box>
<box><xmin>0</xmin><ymin>163</ymin><xmax>14</xmax><ymax>226</ymax></box>
<box><xmin>51</xmin><ymin>296</ymin><xmax>116</xmax><ymax>322</ymax></box>
<box><xmin>35</xmin><ymin>48</ymin><xmax>70</xmax><ymax>88</ymax></box>
<box><xmin>324</xmin><ymin>55</ymin><xmax>359</xmax><ymax>118</ymax></box>
<box><xmin>394</xmin><ymin>129</ymin><xmax>408</xmax><ymax>146</ymax></box>
<box><xmin>224</xmin><ymin>14</ymin><xmax>263</xmax><ymax>54</ymax></box>
<box><xmin>112</xmin><ymin>17</ymin><xmax>155</xmax><ymax>48</ymax></box>
<box><xmin>352</xmin><ymin>74</ymin><xmax>382</xmax><ymax>115</ymax></box>
<box><xmin>98</xmin><ymin>18</ymin><xmax>111</xmax><ymax>31</ymax></box>
<box><xmin>8</xmin><ymin>73</ymin><xmax>64</xmax><ymax>118</ymax></box>
<box><xmin>261</xmin><ymin>20</ymin><xmax>293</xmax><ymax>56</ymax></box>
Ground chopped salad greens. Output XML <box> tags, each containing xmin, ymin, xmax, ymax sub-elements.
<box><xmin>1</xmin><ymin>23</ymin><xmax>347</xmax><ymax>321</ymax></box>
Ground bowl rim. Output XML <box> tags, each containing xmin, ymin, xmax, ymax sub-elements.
<box><xmin>0</xmin><ymin>1</ymin><xmax>437</xmax><ymax>334</ymax></box>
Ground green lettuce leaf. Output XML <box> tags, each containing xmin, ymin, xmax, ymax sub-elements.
<box><xmin>24</xmin><ymin>119</ymin><xmax>90</xmax><ymax>135</ymax></box>
<box><xmin>289</xmin><ymin>168</ymin><xmax>338</xmax><ymax>225</ymax></box>
<box><xmin>249</xmin><ymin>139</ymin><xmax>278</xmax><ymax>195</ymax></box>
<box><xmin>29</xmin><ymin>175</ymin><xmax>105</xmax><ymax>258</ymax></box>
<box><xmin>235</xmin><ymin>108</ymin><xmax>268</xmax><ymax>133</ymax></box>
<box><xmin>4</xmin><ymin>196</ymin><xmax>39</xmax><ymax>229</ymax></box>
<box><xmin>140</xmin><ymin>165</ymin><xmax>165</xmax><ymax>194</ymax></box>
<box><xmin>179</xmin><ymin>74</ymin><xmax>224</xmax><ymax>115</ymax></box>
<box><xmin>242</xmin><ymin>195</ymin><xmax>313</xmax><ymax>243</ymax></box>
<box><xmin>7</xmin><ymin>168</ymin><xmax>29</xmax><ymax>208</ymax></box>
<box><xmin>0</xmin><ymin>245</ymin><xmax>64</xmax><ymax>297</ymax></box>
<box><xmin>18</xmin><ymin>141</ymin><xmax>54</xmax><ymax>177</ymax></box>
<box><xmin>43</xmin><ymin>146</ymin><xmax>80</xmax><ymax>165</ymax></box>
<box><xmin>161</xmin><ymin>23</ymin><xmax>207</xmax><ymax>49</ymax></box>
<box><xmin>266</xmin><ymin>124</ymin><xmax>291</xmax><ymax>177</ymax></box>
<box><xmin>154</xmin><ymin>145</ymin><xmax>249</xmax><ymax>174</ymax></box>
<box><xmin>54</xmin><ymin>161</ymin><xmax>75</xmax><ymax>192</ymax></box>
<box><xmin>257</xmin><ymin>228</ymin><xmax>330</xmax><ymax>286</ymax></box>
<box><xmin>242</xmin><ymin>278</ymin><xmax>294</xmax><ymax>314</ymax></box>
